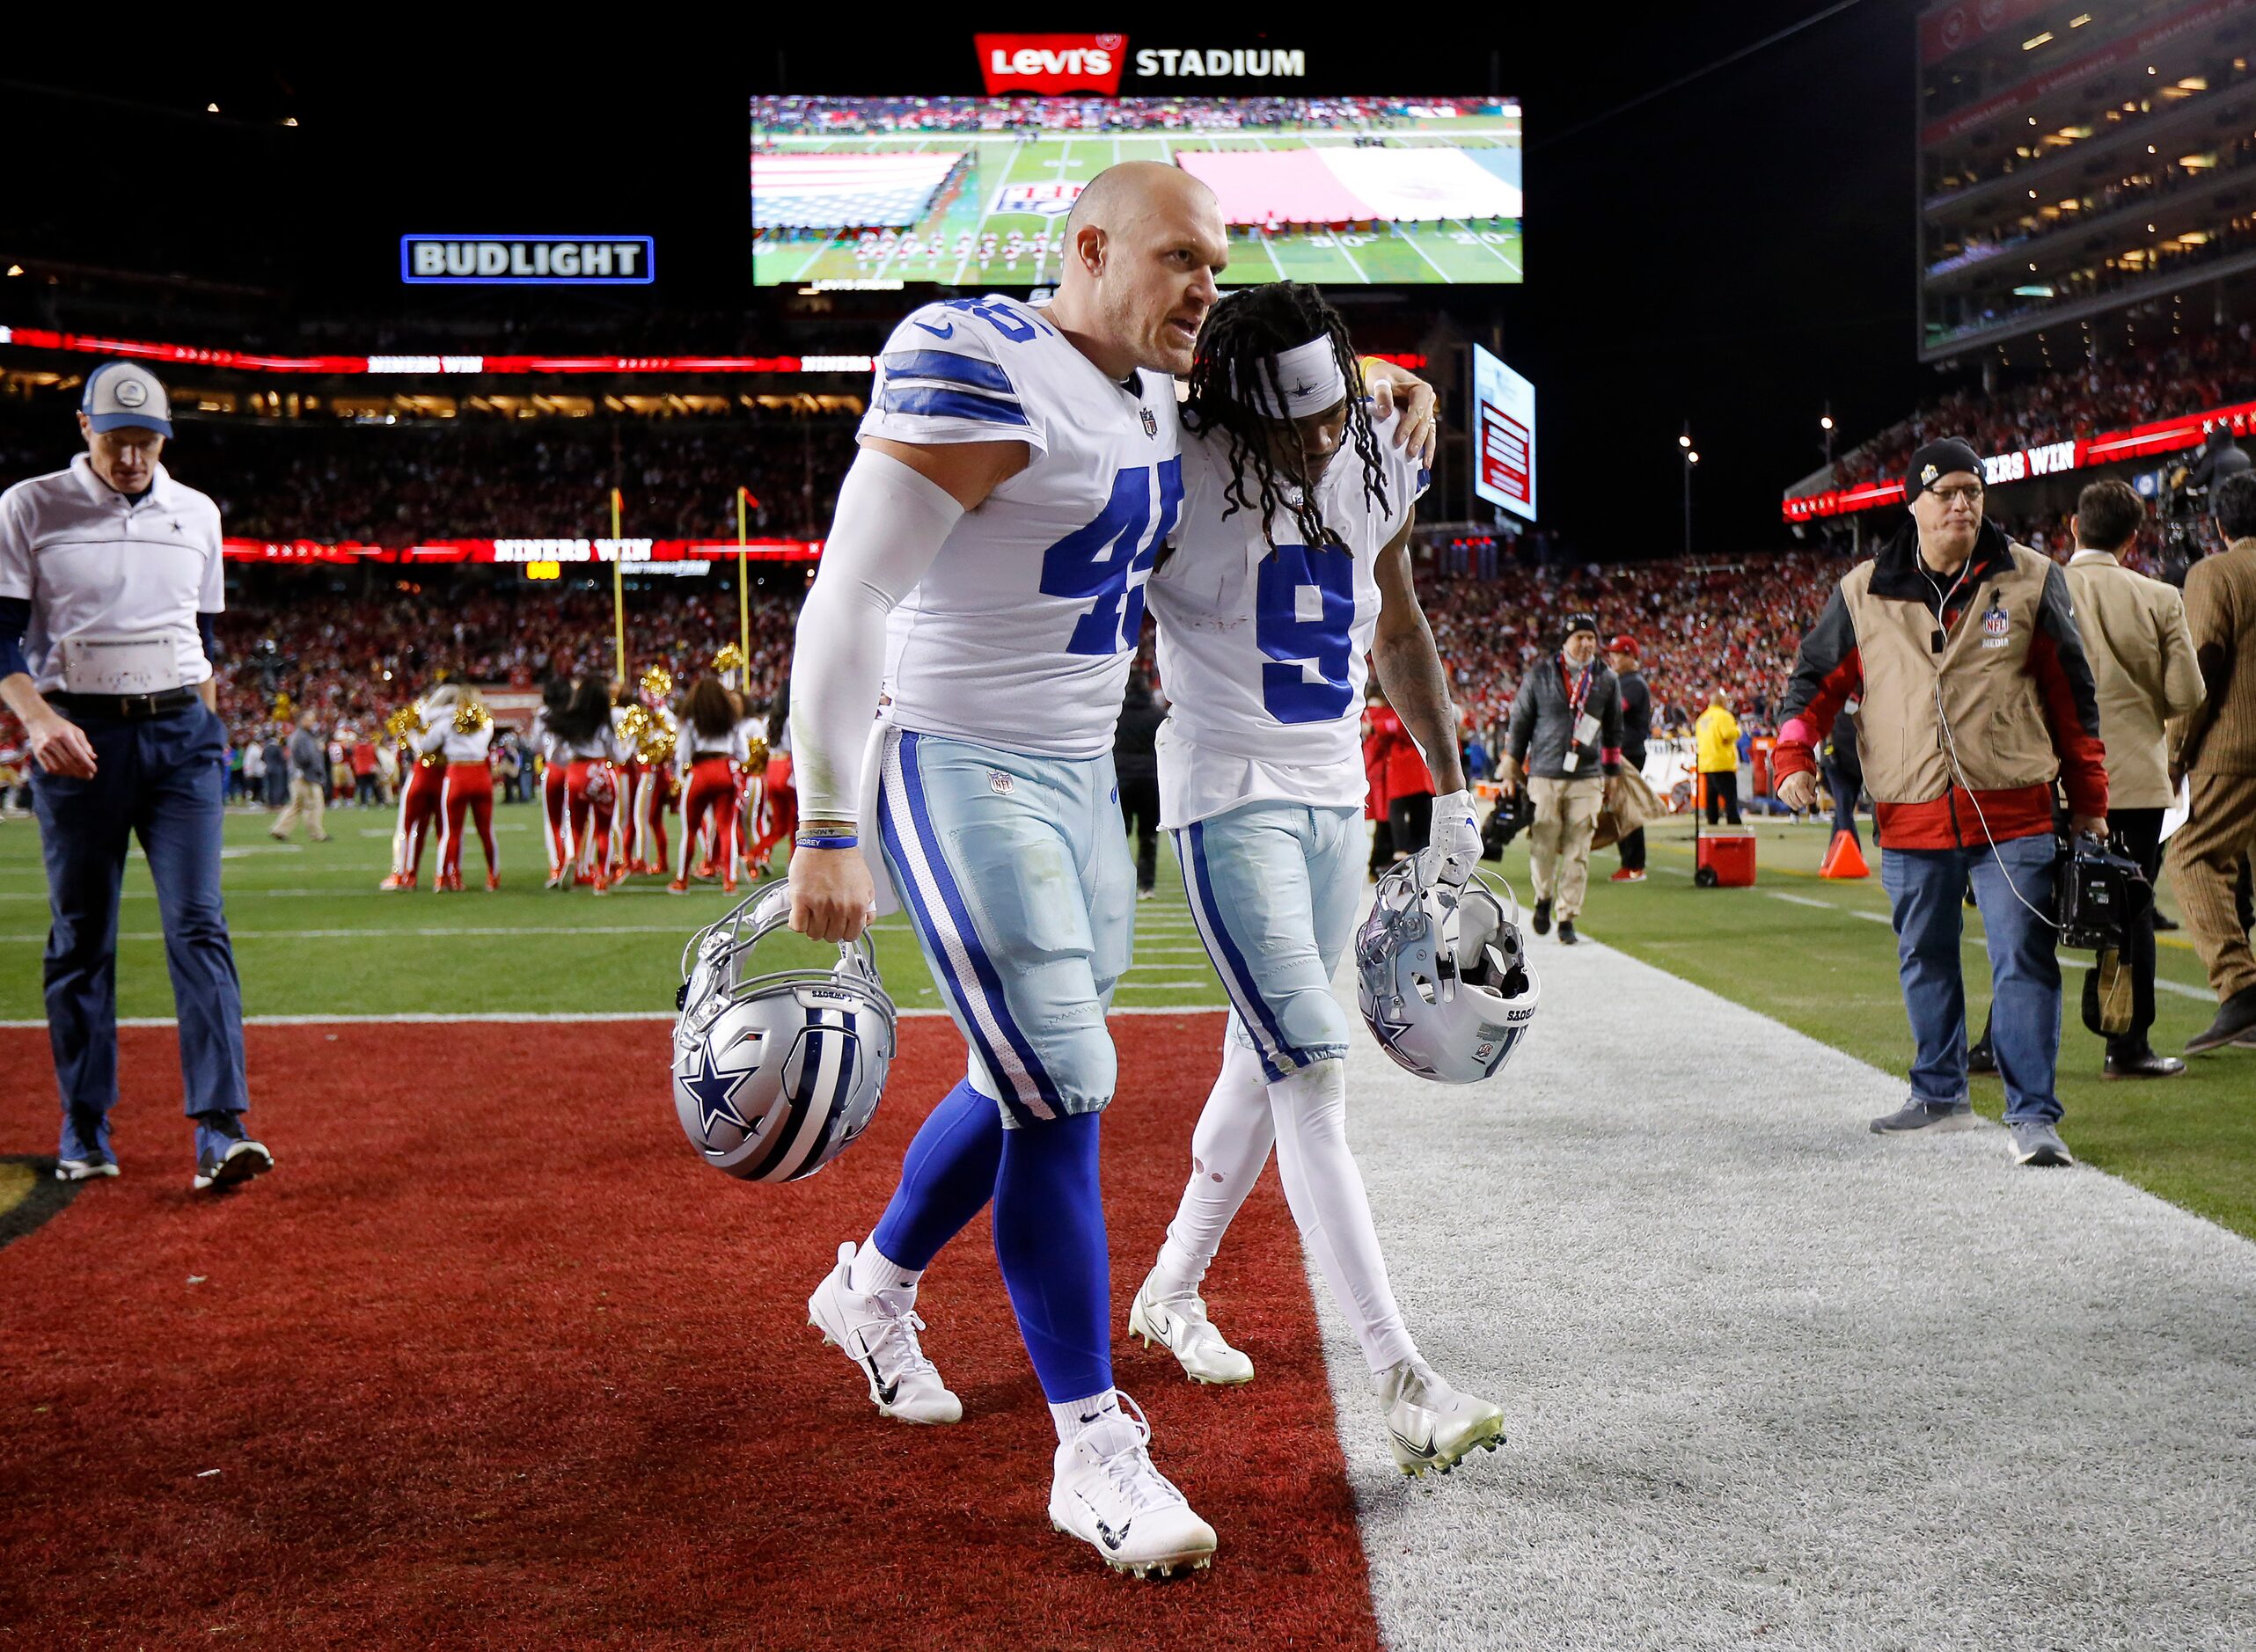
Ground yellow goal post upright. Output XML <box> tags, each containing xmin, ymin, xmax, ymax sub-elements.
<box><xmin>610</xmin><ymin>486</ymin><xmax>626</xmax><ymax>690</ymax></box>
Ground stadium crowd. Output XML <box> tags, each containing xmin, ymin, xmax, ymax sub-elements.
<box><xmin>751</xmin><ymin>94</ymin><xmax>1499</xmax><ymax>138</ymax></box>
<box><xmin>1820</xmin><ymin>324</ymin><xmax>2256</xmax><ymax>493</ymax></box>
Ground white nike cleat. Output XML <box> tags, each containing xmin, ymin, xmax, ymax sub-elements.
<box><xmin>1048</xmin><ymin>1393</ymin><xmax>1217</xmax><ymax>1580</ymax></box>
<box><xmin>1128</xmin><ymin>1271</ymin><xmax>1254</xmax><ymax>1385</ymax></box>
<box><xmin>805</xmin><ymin>1240</ymin><xmax>962</xmax><ymax>1425</ymax></box>
<box><xmin>1376</xmin><ymin>1356</ymin><xmax>1505</xmax><ymax>1478</ymax></box>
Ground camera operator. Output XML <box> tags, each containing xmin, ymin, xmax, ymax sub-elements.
<box><xmin>2171</xmin><ymin>469</ymin><xmax>2256</xmax><ymax>1054</ymax></box>
<box><xmin>2054</xmin><ymin>480</ymin><xmax>2206</xmax><ymax>1076</ymax></box>
<box><xmin>1773</xmin><ymin>439</ymin><xmax>2106</xmax><ymax>1167</ymax></box>
<box><xmin>1606</xmin><ymin>635</ymin><xmax>1651</xmax><ymax>883</ymax></box>
<box><xmin>1501</xmin><ymin>611</ymin><xmax>1622</xmax><ymax>946</ymax></box>
<box><xmin>0</xmin><ymin>364</ymin><xmax>271</xmax><ymax>1192</ymax></box>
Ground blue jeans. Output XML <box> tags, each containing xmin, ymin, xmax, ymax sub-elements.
<box><xmin>31</xmin><ymin>699</ymin><xmax>248</xmax><ymax>1164</ymax></box>
<box><xmin>1880</xmin><ymin>831</ymin><xmax>2061</xmax><ymax>1124</ymax></box>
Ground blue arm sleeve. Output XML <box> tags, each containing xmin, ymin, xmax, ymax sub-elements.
<box><xmin>0</xmin><ymin>596</ymin><xmax>28</xmax><ymax>680</ymax></box>
<box><xmin>198</xmin><ymin>611</ymin><xmax>220</xmax><ymax>666</ymax></box>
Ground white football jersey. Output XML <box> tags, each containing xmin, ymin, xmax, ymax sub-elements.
<box><xmin>859</xmin><ymin>295</ymin><xmax>1183</xmax><ymax>759</ymax></box>
<box><xmin>1147</xmin><ymin>412</ymin><xmax>1425</xmax><ymax>829</ymax></box>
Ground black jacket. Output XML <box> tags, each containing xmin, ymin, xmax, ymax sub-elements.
<box><xmin>1113</xmin><ymin>683</ymin><xmax>1164</xmax><ymax>784</ymax></box>
<box><xmin>1615</xmin><ymin>669</ymin><xmax>1651</xmax><ymax>767</ymax></box>
<box><xmin>1507</xmin><ymin>654</ymin><xmax>1623</xmax><ymax>779</ymax></box>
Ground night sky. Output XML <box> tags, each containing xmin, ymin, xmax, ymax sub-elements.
<box><xmin>4</xmin><ymin>4</ymin><xmax>1916</xmax><ymax>554</ymax></box>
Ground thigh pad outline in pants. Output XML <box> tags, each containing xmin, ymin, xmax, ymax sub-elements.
<box><xmin>1180</xmin><ymin>802</ymin><xmax>1360</xmax><ymax>1082</ymax></box>
<box><xmin>878</xmin><ymin>728</ymin><xmax>1119</xmax><ymax>1127</ymax></box>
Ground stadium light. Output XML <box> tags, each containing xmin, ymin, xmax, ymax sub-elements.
<box><xmin>1680</xmin><ymin>423</ymin><xmax>1697</xmax><ymax>559</ymax></box>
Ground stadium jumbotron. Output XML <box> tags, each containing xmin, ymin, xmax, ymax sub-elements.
<box><xmin>751</xmin><ymin>95</ymin><xmax>1523</xmax><ymax>286</ymax></box>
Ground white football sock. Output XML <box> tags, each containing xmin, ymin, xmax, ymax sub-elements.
<box><xmin>1051</xmin><ymin>1389</ymin><xmax>1122</xmax><ymax>1444</ymax></box>
<box><xmin>1268</xmin><ymin>1058</ymin><xmax>1417</xmax><ymax>1375</ymax></box>
<box><xmin>847</xmin><ymin>1240</ymin><xmax>920</xmax><ymax>1297</ymax></box>
<box><xmin>1154</xmin><ymin>1034</ymin><xmax>1274</xmax><ymax>1297</ymax></box>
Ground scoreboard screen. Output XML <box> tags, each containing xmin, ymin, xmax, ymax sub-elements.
<box><xmin>752</xmin><ymin>95</ymin><xmax>1522</xmax><ymax>288</ymax></box>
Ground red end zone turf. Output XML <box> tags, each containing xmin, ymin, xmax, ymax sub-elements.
<box><xmin>0</xmin><ymin>1019</ymin><xmax>1381</xmax><ymax>1651</ymax></box>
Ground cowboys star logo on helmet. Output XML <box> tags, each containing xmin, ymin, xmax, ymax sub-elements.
<box><xmin>1355</xmin><ymin>858</ymin><xmax>1539</xmax><ymax>1084</ymax></box>
<box><xmin>670</xmin><ymin>882</ymin><xmax>898</xmax><ymax>1183</ymax></box>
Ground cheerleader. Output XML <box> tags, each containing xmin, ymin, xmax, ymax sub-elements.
<box><xmin>745</xmin><ymin>674</ymin><xmax>795</xmax><ymax>876</ymax></box>
<box><xmin>670</xmin><ymin>676</ymin><xmax>751</xmax><ymax>895</ymax></box>
<box><xmin>531</xmin><ymin>677</ymin><xmax>572</xmax><ymax>888</ymax></box>
<box><xmin>420</xmin><ymin>688</ymin><xmax>499</xmax><ymax>891</ymax></box>
<box><xmin>631</xmin><ymin>669</ymin><xmax>679</xmax><ymax>879</ymax></box>
<box><xmin>379</xmin><ymin>694</ymin><xmax>444</xmax><ymax>891</ymax></box>
<box><xmin>549</xmin><ymin>676</ymin><xmax>624</xmax><ymax>894</ymax></box>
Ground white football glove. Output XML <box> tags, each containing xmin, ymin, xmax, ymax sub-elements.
<box><xmin>1428</xmin><ymin>790</ymin><xmax>1483</xmax><ymax>887</ymax></box>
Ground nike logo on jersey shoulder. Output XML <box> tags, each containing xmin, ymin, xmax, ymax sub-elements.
<box><xmin>913</xmin><ymin>320</ymin><xmax>956</xmax><ymax>340</ymax></box>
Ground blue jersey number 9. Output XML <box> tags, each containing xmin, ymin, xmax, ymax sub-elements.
<box><xmin>1255</xmin><ymin>545</ymin><xmax>1357</xmax><ymax>723</ymax></box>
<box><xmin>1040</xmin><ymin>459</ymin><xmax>1183</xmax><ymax>656</ymax></box>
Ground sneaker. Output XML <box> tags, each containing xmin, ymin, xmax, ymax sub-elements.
<box><xmin>1532</xmin><ymin>898</ymin><xmax>1552</xmax><ymax>936</ymax></box>
<box><xmin>1136</xmin><ymin>886</ymin><xmax>1155</xmax><ymax>902</ymax></box>
<box><xmin>485</xmin><ymin>873</ymin><xmax>500</xmax><ymax>893</ymax></box>
<box><xmin>1048</xmin><ymin>1393</ymin><xmax>1217</xmax><ymax>1579</ymax></box>
<box><xmin>2008</xmin><ymin>1120</ymin><xmax>2074</xmax><ymax>1167</ymax></box>
<box><xmin>1375</xmin><ymin>1357</ymin><xmax>1505</xmax><ymax>1478</ymax></box>
<box><xmin>192</xmin><ymin>1131</ymin><xmax>275</xmax><ymax>1193</ymax></box>
<box><xmin>546</xmin><ymin>867</ymin><xmax>565</xmax><ymax>889</ymax></box>
<box><xmin>1557</xmin><ymin>919</ymin><xmax>1579</xmax><ymax>946</ymax></box>
<box><xmin>55</xmin><ymin>1157</ymin><xmax>120</xmax><ymax>1182</ymax></box>
<box><xmin>1869</xmin><ymin>1097</ymin><xmax>1978</xmax><ymax>1134</ymax></box>
<box><xmin>1128</xmin><ymin>1272</ymin><xmax>1254</xmax><ymax>1385</ymax></box>
<box><xmin>1609</xmin><ymin>868</ymin><xmax>1646</xmax><ymax>882</ymax></box>
<box><xmin>2186</xmin><ymin>986</ymin><xmax>2256</xmax><ymax>1056</ymax></box>
<box><xmin>805</xmin><ymin>1241</ymin><xmax>962</xmax><ymax>1424</ymax></box>
<box><xmin>666</xmin><ymin>878</ymin><xmax>689</xmax><ymax>894</ymax></box>
<box><xmin>378</xmin><ymin>873</ymin><xmax>410</xmax><ymax>891</ymax></box>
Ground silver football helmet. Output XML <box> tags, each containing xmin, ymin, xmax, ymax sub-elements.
<box><xmin>1355</xmin><ymin>856</ymin><xmax>1539</xmax><ymax>1084</ymax></box>
<box><xmin>670</xmin><ymin>881</ymin><xmax>897</xmax><ymax>1183</ymax></box>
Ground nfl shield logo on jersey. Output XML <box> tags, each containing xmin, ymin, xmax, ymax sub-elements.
<box><xmin>1141</xmin><ymin>406</ymin><xmax>1158</xmax><ymax>439</ymax></box>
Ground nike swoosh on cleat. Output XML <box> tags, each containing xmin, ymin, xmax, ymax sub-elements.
<box><xmin>1390</xmin><ymin>1427</ymin><xmax>1439</xmax><ymax>1461</ymax></box>
<box><xmin>861</xmin><ymin>1354</ymin><xmax>899</xmax><ymax>1407</ymax></box>
<box><xmin>1095</xmin><ymin>1517</ymin><xmax>1132</xmax><ymax>1552</ymax></box>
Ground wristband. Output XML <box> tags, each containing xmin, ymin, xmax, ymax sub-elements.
<box><xmin>795</xmin><ymin>832</ymin><xmax>859</xmax><ymax>851</ymax></box>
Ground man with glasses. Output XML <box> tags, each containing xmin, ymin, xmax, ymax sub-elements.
<box><xmin>1771</xmin><ymin>439</ymin><xmax>2107</xmax><ymax>1167</ymax></box>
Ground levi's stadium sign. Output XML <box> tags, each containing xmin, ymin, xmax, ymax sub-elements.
<box><xmin>973</xmin><ymin>33</ymin><xmax>1306</xmax><ymax>94</ymax></box>
<box><xmin>401</xmin><ymin>236</ymin><xmax>654</xmax><ymax>285</ymax></box>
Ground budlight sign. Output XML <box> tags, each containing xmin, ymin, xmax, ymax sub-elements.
<box><xmin>401</xmin><ymin>237</ymin><xmax>655</xmax><ymax>286</ymax></box>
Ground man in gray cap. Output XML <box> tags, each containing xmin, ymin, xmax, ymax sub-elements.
<box><xmin>0</xmin><ymin>362</ymin><xmax>272</xmax><ymax>1192</ymax></box>
<box><xmin>1501</xmin><ymin>610</ymin><xmax>1623</xmax><ymax>945</ymax></box>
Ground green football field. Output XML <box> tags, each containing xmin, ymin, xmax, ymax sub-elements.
<box><xmin>4</xmin><ymin>801</ymin><xmax>2247</xmax><ymax>1236</ymax></box>
<box><xmin>751</xmin><ymin>122</ymin><xmax>1524</xmax><ymax>288</ymax></box>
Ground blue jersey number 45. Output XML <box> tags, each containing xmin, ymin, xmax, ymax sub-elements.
<box><xmin>1039</xmin><ymin>459</ymin><xmax>1183</xmax><ymax>655</ymax></box>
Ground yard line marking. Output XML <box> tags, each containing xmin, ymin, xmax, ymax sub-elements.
<box><xmin>1388</xmin><ymin>220</ymin><xmax>1453</xmax><ymax>283</ymax></box>
<box><xmin>0</xmin><ymin>925</ymin><xmax>714</xmax><ymax>943</ymax></box>
<box><xmin>1769</xmin><ymin>892</ymin><xmax>1836</xmax><ymax>911</ymax></box>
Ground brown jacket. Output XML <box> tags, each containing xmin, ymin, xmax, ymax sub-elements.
<box><xmin>2064</xmin><ymin>550</ymin><xmax>2205</xmax><ymax>808</ymax></box>
<box><xmin>2178</xmin><ymin>537</ymin><xmax>2256</xmax><ymax>775</ymax></box>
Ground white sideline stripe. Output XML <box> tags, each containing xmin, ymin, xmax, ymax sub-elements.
<box><xmin>0</xmin><ymin>1005</ymin><xmax>1226</xmax><ymax>1029</ymax></box>
<box><xmin>0</xmin><ymin>925</ymin><xmax>716</xmax><ymax>942</ymax></box>
<box><xmin>1318</xmin><ymin>934</ymin><xmax>2256</xmax><ymax>1652</ymax></box>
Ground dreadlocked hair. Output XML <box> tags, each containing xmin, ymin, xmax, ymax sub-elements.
<box><xmin>1183</xmin><ymin>281</ymin><xmax>1388</xmax><ymax>554</ymax></box>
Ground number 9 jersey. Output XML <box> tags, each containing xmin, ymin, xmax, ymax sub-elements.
<box><xmin>859</xmin><ymin>295</ymin><xmax>1183</xmax><ymax>758</ymax></box>
<box><xmin>1146</xmin><ymin>413</ymin><xmax>1427</xmax><ymax>830</ymax></box>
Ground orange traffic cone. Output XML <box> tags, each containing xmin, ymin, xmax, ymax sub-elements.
<box><xmin>1820</xmin><ymin>828</ymin><xmax>1869</xmax><ymax>880</ymax></box>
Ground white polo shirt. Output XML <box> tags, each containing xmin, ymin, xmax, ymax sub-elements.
<box><xmin>0</xmin><ymin>454</ymin><xmax>225</xmax><ymax>693</ymax></box>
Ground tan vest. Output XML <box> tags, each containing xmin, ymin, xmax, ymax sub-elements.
<box><xmin>1842</xmin><ymin>542</ymin><xmax>2061</xmax><ymax>805</ymax></box>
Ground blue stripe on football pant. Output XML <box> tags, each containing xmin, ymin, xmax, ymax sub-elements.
<box><xmin>877</xmin><ymin>769</ymin><xmax>1025</xmax><ymax>1121</ymax></box>
<box><xmin>1181</xmin><ymin>821</ymin><xmax>1295</xmax><ymax>1083</ymax></box>
<box><xmin>879</xmin><ymin>384</ymin><xmax>1029</xmax><ymax>427</ymax></box>
<box><xmin>896</xmin><ymin>732</ymin><xmax>1065</xmax><ymax>1119</ymax></box>
<box><xmin>880</xmin><ymin>348</ymin><xmax>1016</xmax><ymax>396</ymax></box>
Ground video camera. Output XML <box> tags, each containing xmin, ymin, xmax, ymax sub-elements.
<box><xmin>2054</xmin><ymin>831</ymin><xmax>2150</xmax><ymax>953</ymax></box>
<box><xmin>1482</xmin><ymin>789</ymin><xmax>1533</xmax><ymax>859</ymax></box>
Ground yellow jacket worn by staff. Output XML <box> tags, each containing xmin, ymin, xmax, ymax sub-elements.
<box><xmin>1695</xmin><ymin>705</ymin><xmax>1740</xmax><ymax>773</ymax></box>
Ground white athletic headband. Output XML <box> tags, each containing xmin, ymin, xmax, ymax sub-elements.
<box><xmin>1237</xmin><ymin>334</ymin><xmax>1348</xmax><ymax>420</ymax></box>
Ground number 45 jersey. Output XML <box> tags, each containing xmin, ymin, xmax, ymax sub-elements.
<box><xmin>859</xmin><ymin>295</ymin><xmax>1183</xmax><ymax>758</ymax></box>
<box><xmin>1146</xmin><ymin>414</ymin><xmax>1426</xmax><ymax>830</ymax></box>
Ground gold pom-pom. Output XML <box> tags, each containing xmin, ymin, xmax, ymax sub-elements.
<box><xmin>453</xmin><ymin>701</ymin><xmax>491</xmax><ymax>735</ymax></box>
<box><xmin>617</xmin><ymin>705</ymin><xmax>652</xmax><ymax>750</ymax></box>
<box><xmin>712</xmin><ymin>642</ymin><xmax>746</xmax><ymax>676</ymax></box>
<box><xmin>383</xmin><ymin>707</ymin><xmax>419</xmax><ymax>741</ymax></box>
<box><xmin>744</xmin><ymin>734</ymin><xmax>770</xmax><ymax>773</ymax></box>
<box><xmin>640</xmin><ymin>664</ymin><xmax>675</xmax><ymax>700</ymax></box>
<box><xmin>639</xmin><ymin>721</ymin><xmax>678</xmax><ymax>765</ymax></box>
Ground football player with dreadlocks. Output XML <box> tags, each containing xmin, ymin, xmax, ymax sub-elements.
<box><xmin>1134</xmin><ymin>281</ymin><xmax>1505</xmax><ymax>1478</ymax></box>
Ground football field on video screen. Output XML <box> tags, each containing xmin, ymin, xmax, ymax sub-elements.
<box><xmin>752</xmin><ymin>122</ymin><xmax>1524</xmax><ymax>288</ymax></box>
